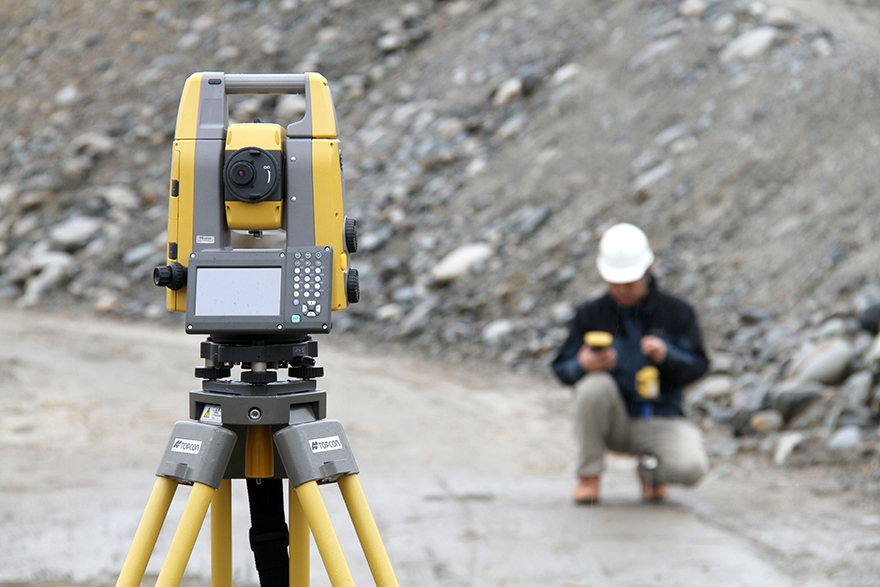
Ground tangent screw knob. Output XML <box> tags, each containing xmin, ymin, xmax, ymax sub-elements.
<box><xmin>346</xmin><ymin>269</ymin><xmax>360</xmax><ymax>304</ymax></box>
<box><xmin>344</xmin><ymin>217</ymin><xmax>358</xmax><ymax>253</ymax></box>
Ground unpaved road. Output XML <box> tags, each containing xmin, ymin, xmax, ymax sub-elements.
<box><xmin>0</xmin><ymin>305</ymin><xmax>876</xmax><ymax>586</ymax></box>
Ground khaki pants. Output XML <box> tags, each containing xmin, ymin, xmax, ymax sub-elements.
<box><xmin>573</xmin><ymin>373</ymin><xmax>708</xmax><ymax>485</ymax></box>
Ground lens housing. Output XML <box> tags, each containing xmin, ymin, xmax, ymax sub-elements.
<box><xmin>222</xmin><ymin>147</ymin><xmax>280</xmax><ymax>203</ymax></box>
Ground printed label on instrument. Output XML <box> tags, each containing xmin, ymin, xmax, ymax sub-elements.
<box><xmin>171</xmin><ymin>438</ymin><xmax>202</xmax><ymax>454</ymax></box>
<box><xmin>196</xmin><ymin>235</ymin><xmax>215</xmax><ymax>244</ymax></box>
<box><xmin>309</xmin><ymin>435</ymin><xmax>343</xmax><ymax>453</ymax></box>
<box><xmin>199</xmin><ymin>405</ymin><xmax>222</xmax><ymax>424</ymax></box>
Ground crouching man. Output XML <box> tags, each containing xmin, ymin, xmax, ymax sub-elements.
<box><xmin>552</xmin><ymin>223</ymin><xmax>709</xmax><ymax>503</ymax></box>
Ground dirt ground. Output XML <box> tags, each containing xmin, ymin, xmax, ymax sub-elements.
<box><xmin>1</xmin><ymin>304</ymin><xmax>879</xmax><ymax>586</ymax></box>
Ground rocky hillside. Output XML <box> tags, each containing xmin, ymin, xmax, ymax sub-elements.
<box><xmin>3</xmin><ymin>0</ymin><xmax>880</xmax><ymax>405</ymax></box>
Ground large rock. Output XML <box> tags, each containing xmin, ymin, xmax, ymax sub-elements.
<box><xmin>769</xmin><ymin>380</ymin><xmax>826</xmax><ymax>420</ymax></box>
<box><xmin>431</xmin><ymin>243</ymin><xmax>493</xmax><ymax>285</ymax></box>
<box><xmin>49</xmin><ymin>215</ymin><xmax>104</xmax><ymax>251</ymax></box>
<box><xmin>748</xmin><ymin>409</ymin><xmax>784</xmax><ymax>435</ymax></box>
<box><xmin>840</xmin><ymin>371</ymin><xmax>874</xmax><ymax>406</ymax></box>
<box><xmin>787</xmin><ymin>338</ymin><xmax>855</xmax><ymax>385</ymax></box>
<box><xmin>827</xmin><ymin>425</ymin><xmax>861</xmax><ymax>454</ymax></box>
<box><xmin>719</xmin><ymin>27</ymin><xmax>777</xmax><ymax>63</ymax></box>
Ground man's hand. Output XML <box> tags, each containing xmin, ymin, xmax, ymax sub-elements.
<box><xmin>577</xmin><ymin>345</ymin><xmax>618</xmax><ymax>373</ymax></box>
<box><xmin>641</xmin><ymin>335</ymin><xmax>667</xmax><ymax>363</ymax></box>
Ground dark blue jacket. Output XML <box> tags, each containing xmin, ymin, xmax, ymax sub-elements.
<box><xmin>552</xmin><ymin>278</ymin><xmax>708</xmax><ymax>417</ymax></box>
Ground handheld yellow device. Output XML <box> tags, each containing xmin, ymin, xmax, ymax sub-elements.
<box><xmin>584</xmin><ymin>331</ymin><xmax>614</xmax><ymax>350</ymax></box>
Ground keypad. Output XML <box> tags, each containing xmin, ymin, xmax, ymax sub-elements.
<box><xmin>291</xmin><ymin>249</ymin><xmax>328</xmax><ymax>321</ymax></box>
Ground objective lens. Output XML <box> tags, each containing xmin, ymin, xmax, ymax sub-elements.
<box><xmin>229</xmin><ymin>161</ymin><xmax>255</xmax><ymax>186</ymax></box>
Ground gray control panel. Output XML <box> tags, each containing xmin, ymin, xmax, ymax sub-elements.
<box><xmin>184</xmin><ymin>246</ymin><xmax>333</xmax><ymax>336</ymax></box>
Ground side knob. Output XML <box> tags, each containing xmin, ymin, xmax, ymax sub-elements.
<box><xmin>346</xmin><ymin>269</ymin><xmax>360</xmax><ymax>304</ymax></box>
<box><xmin>153</xmin><ymin>262</ymin><xmax>187</xmax><ymax>290</ymax></box>
<box><xmin>344</xmin><ymin>217</ymin><xmax>358</xmax><ymax>253</ymax></box>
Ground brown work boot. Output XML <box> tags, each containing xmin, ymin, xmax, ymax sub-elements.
<box><xmin>640</xmin><ymin>478</ymin><xmax>667</xmax><ymax>502</ymax></box>
<box><xmin>573</xmin><ymin>476</ymin><xmax>600</xmax><ymax>504</ymax></box>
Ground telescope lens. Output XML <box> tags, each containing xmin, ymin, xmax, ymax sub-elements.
<box><xmin>229</xmin><ymin>161</ymin><xmax>255</xmax><ymax>186</ymax></box>
<box><xmin>223</xmin><ymin>146</ymin><xmax>279</xmax><ymax>203</ymax></box>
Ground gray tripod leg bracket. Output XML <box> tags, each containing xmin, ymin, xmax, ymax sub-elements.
<box><xmin>155</xmin><ymin>421</ymin><xmax>237</xmax><ymax>489</ymax></box>
<box><xmin>274</xmin><ymin>420</ymin><xmax>359</xmax><ymax>487</ymax></box>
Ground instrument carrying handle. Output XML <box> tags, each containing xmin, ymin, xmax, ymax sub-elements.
<box><xmin>224</xmin><ymin>74</ymin><xmax>308</xmax><ymax>95</ymax></box>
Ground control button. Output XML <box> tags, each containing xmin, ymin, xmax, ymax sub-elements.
<box><xmin>295</xmin><ymin>252</ymin><xmax>302</xmax><ymax>259</ymax></box>
<box><xmin>304</xmin><ymin>292</ymin><xmax>311</xmax><ymax>298</ymax></box>
<box><xmin>291</xmin><ymin>315</ymin><xmax>301</xmax><ymax>323</ymax></box>
<box><xmin>293</xmin><ymin>298</ymin><xmax>299</xmax><ymax>305</ymax></box>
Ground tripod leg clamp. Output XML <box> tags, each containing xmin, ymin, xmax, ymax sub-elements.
<box><xmin>156</xmin><ymin>421</ymin><xmax>237</xmax><ymax>489</ymax></box>
<box><xmin>274</xmin><ymin>420</ymin><xmax>358</xmax><ymax>487</ymax></box>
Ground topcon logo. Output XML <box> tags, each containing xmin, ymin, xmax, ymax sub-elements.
<box><xmin>171</xmin><ymin>438</ymin><xmax>202</xmax><ymax>455</ymax></box>
<box><xmin>309</xmin><ymin>435</ymin><xmax>343</xmax><ymax>453</ymax></box>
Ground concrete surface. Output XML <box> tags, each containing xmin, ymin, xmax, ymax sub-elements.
<box><xmin>0</xmin><ymin>307</ymin><xmax>829</xmax><ymax>587</ymax></box>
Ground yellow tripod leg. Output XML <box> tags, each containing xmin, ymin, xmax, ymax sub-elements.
<box><xmin>211</xmin><ymin>479</ymin><xmax>232</xmax><ymax>587</ymax></box>
<box><xmin>289</xmin><ymin>485</ymin><xmax>310</xmax><ymax>587</ymax></box>
<box><xmin>295</xmin><ymin>481</ymin><xmax>355</xmax><ymax>587</ymax></box>
<box><xmin>338</xmin><ymin>474</ymin><xmax>400</xmax><ymax>587</ymax></box>
<box><xmin>117</xmin><ymin>476</ymin><xmax>178</xmax><ymax>587</ymax></box>
<box><xmin>155</xmin><ymin>482</ymin><xmax>216</xmax><ymax>587</ymax></box>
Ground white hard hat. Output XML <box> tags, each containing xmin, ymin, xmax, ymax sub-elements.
<box><xmin>596</xmin><ymin>223</ymin><xmax>654</xmax><ymax>284</ymax></box>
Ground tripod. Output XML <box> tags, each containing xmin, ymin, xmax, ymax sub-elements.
<box><xmin>115</xmin><ymin>338</ymin><xmax>400</xmax><ymax>587</ymax></box>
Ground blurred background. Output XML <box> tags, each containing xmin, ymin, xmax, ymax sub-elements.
<box><xmin>5</xmin><ymin>0</ymin><xmax>880</xmax><ymax>571</ymax></box>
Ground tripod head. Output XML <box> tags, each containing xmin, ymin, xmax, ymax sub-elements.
<box><xmin>195</xmin><ymin>337</ymin><xmax>323</xmax><ymax>384</ymax></box>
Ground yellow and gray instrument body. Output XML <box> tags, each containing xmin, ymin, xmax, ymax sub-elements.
<box><xmin>160</xmin><ymin>72</ymin><xmax>358</xmax><ymax>339</ymax></box>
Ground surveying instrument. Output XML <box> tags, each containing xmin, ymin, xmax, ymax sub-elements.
<box><xmin>116</xmin><ymin>72</ymin><xmax>400</xmax><ymax>587</ymax></box>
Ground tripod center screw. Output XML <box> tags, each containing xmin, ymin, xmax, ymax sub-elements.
<box><xmin>248</xmin><ymin>408</ymin><xmax>262</xmax><ymax>421</ymax></box>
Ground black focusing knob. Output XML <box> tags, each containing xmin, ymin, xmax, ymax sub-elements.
<box><xmin>344</xmin><ymin>217</ymin><xmax>358</xmax><ymax>253</ymax></box>
<box><xmin>346</xmin><ymin>269</ymin><xmax>360</xmax><ymax>304</ymax></box>
<box><xmin>153</xmin><ymin>262</ymin><xmax>187</xmax><ymax>290</ymax></box>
